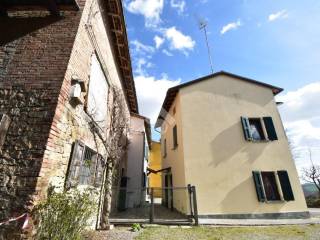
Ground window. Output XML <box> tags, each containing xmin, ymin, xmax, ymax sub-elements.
<box><xmin>173</xmin><ymin>125</ymin><xmax>178</xmax><ymax>149</ymax></box>
<box><xmin>66</xmin><ymin>140</ymin><xmax>105</xmax><ymax>188</ymax></box>
<box><xmin>87</xmin><ymin>54</ymin><xmax>109</xmax><ymax>129</ymax></box>
<box><xmin>249</xmin><ymin>118</ymin><xmax>265</xmax><ymax>141</ymax></box>
<box><xmin>261</xmin><ymin>172</ymin><xmax>281</xmax><ymax>201</ymax></box>
<box><xmin>79</xmin><ymin>147</ymin><xmax>97</xmax><ymax>185</ymax></box>
<box><xmin>241</xmin><ymin>116</ymin><xmax>278</xmax><ymax>142</ymax></box>
<box><xmin>252</xmin><ymin>170</ymin><xmax>294</xmax><ymax>202</ymax></box>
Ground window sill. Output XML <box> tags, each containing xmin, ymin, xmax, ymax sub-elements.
<box><xmin>264</xmin><ymin>200</ymin><xmax>285</xmax><ymax>204</ymax></box>
<box><xmin>250</xmin><ymin>139</ymin><xmax>270</xmax><ymax>143</ymax></box>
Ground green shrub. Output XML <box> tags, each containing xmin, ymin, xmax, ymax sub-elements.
<box><xmin>131</xmin><ymin>223</ymin><xmax>142</xmax><ymax>232</ymax></box>
<box><xmin>33</xmin><ymin>187</ymin><xmax>97</xmax><ymax>240</ymax></box>
<box><xmin>306</xmin><ymin>196</ymin><xmax>320</xmax><ymax>208</ymax></box>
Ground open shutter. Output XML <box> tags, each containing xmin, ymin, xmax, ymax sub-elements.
<box><xmin>66</xmin><ymin>140</ymin><xmax>85</xmax><ymax>189</ymax></box>
<box><xmin>263</xmin><ymin>117</ymin><xmax>278</xmax><ymax>141</ymax></box>
<box><xmin>277</xmin><ymin>170</ymin><xmax>294</xmax><ymax>201</ymax></box>
<box><xmin>252</xmin><ymin>171</ymin><xmax>266</xmax><ymax>202</ymax></box>
<box><xmin>0</xmin><ymin>113</ymin><xmax>11</xmax><ymax>149</ymax></box>
<box><xmin>241</xmin><ymin>117</ymin><xmax>252</xmax><ymax>141</ymax></box>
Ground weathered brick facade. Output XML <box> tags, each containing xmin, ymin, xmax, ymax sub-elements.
<box><xmin>0</xmin><ymin>0</ymin><xmax>137</xmax><ymax>238</ymax></box>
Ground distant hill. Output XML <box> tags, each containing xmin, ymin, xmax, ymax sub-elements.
<box><xmin>302</xmin><ymin>183</ymin><xmax>319</xmax><ymax>198</ymax></box>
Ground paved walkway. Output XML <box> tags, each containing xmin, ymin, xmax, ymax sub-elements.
<box><xmin>200</xmin><ymin>209</ymin><xmax>320</xmax><ymax>226</ymax></box>
<box><xmin>199</xmin><ymin>217</ymin><xmax>320</xmax><ymax>226</ymax></box>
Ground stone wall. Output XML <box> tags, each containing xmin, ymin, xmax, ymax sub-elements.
<box><xmin>0</xmin><ymin>6</ymin><xmax>84</xmax><ymax>239</ymax></box>
<box><xmin>0</xmin><ymin>0</ymin><xmax>131</xmax><ymax>237</ymax></box>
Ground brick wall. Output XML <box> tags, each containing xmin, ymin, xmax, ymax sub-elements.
<box><xmin>0</xmin><ymin>6</ymin><xmax>84</xmax><ymax>239</ymax></box>
<box><xmin>0</xmin><ymin>0</ymin><xmax>131</xmax><ymax>237</ymax></box>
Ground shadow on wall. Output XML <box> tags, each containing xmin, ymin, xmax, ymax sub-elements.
<box><xmin>0</xmin><ymin>12</ymin><xmax>81</xmax><ymax>238</ymax></box>
<box><xmin>210</xmin><ymin>122</ymin><xmax>267</xmax><ymax>167</ymax></box>
<box><xmin>0</xmin><ymin>16</ymin><xmax>62</xmax><ymax>46</ymax></box>
<box><xmin>219</xmin><ymin>175</ymin><xmax>286</xmax><ymax>214</ymax></box>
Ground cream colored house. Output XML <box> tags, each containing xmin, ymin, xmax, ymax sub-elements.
<box><xmin>155</xmin><ymin>71</ymin><xmax>309</xmax><ymax>219</ymax></box>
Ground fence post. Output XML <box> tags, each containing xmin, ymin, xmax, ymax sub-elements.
<box><xmin>149</xmin><ymin>188</ymin><xmax>154</xmax><ymax>223</ymax></box>
<box><xmin>191</xmin><ymin>186</ymin><xmax>199</xmax><ymax>226</ymax></box>
<box><xmin>187</xmin><ymin>184</ymin><xmax>193</xmax><ymax>217</ymax></box>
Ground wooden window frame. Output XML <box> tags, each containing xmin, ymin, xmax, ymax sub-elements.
<box><xmin>253</xmin><ymin>170</ymin><xmax>294</xmax><ymax>203</ymax></box>
<box><xmin>248</xmin><ymin>118</ymin><xmax>266</xmax><ymax>141</ymax></box>
<box><xmin>241</xmin><ymin>116</ymin><xmax>278</xmax><ymax>142</ymax></box>
<box><xmin>66</xmin><ymin>140</ymin><xmax>105</xmax><ymax>188</ymax></box>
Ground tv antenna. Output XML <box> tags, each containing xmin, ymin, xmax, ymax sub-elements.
<box><xmin>197</xmin><ymin>17</ymin><xmax>214</xmax><ymax>74</ymax></box>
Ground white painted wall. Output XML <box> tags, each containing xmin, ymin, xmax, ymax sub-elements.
<box><xmin>126</xmin><ymin>116</ymin><xmax>149</xmax><ymax>208</ymax></box>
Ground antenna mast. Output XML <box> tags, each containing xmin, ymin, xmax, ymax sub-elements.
<box><xmin>199</xmin><ymin>19</ymin><xmax>214</xmax><ymax>74</ymax></box>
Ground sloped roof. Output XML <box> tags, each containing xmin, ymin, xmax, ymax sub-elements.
<box><xmin>0</xmin><ymin>0</ymin><xmax>79</xmax><ymax>11</ymax></box>
<box><xmin>105</xmin><ymin>0</ymin><xmax>139</xmax><ymax>114</ymax></box>
<box><xmin>155</xmin><ymin>71</ymin><xmax>283</xmax><ymax>128</ymax></box>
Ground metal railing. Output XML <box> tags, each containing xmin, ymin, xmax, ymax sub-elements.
<box><xmin>109</xmin><ymin>185</ymin><xmax>198</xmax><ymax>225</ymax></box>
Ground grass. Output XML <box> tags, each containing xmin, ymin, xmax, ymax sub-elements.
<box><xmin>135</xmin><ymin>224</ymin><xmax>320</xmax><ymax>240</ymax></box>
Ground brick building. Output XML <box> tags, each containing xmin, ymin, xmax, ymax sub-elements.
<box><xmin>0</xmin><ymin>0</ymin><xmax>142</xmax><ymax>237</ymax></box>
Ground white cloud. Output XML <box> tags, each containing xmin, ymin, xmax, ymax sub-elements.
<box><xmin>154</xmin><ymin>35</ymin><xmax>165</xmax><ymax>49</ymax></box>
<box><xmin>277</xmin><ymin>82</ymin><xmax>320</xmax><ymax>171</ymax></box>
<box><xmin>220</xmin><ymin>20</ymin><xmax>242</xmax><ymax>35</ymax></box>
<box><xmin>125</xmin><ymin>0</ymin><xmax>164</xmax><ymax>27</ymax></box>
<box><xmin>162</xmin><ymin>49</ymin><xmax>173</xmax><ymax>56</ymax></box>
<box><xmin>134</xmin><ymin>58</ymin><xmax>153</xmax><ymax>75</ymax></box>
<box><xmin>277</xmin><ymin>83</ymin><xmax>320</xmax><ymax>124</ymax></box>
<box><xmin>164</xmin><ymin>27</ymin><xmax>195</xmax><ymax>54</ymax></box>
<box><xmin>170</xmin><ymin>0</ymin><xmax>186</xmax><ymax>14</ymax></box>
<box><xmin>130</xmin><ymin>40</ymin><xmax>155</xmax><ymax>57</ymax></box>
<box><xmin>268</xmin><ymin>10</ymin><xmax>288</xmax><ymax>22</ymax></box>
<box><xmin>135</xmin><ymin>74</ymin><xmax>180</xmax><ymax>124</ymax></box>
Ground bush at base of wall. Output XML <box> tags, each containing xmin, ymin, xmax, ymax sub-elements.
<box><xmin>33</xmin><ymin>186</ymin><xmax>97</xmax><ymax>240</ymax></box>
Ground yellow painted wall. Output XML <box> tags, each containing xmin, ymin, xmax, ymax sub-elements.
<box><xmin>161</xmin><ymin>94</ymin><xmax>190</xmax><ymax>213</ymax></box>
<box><xmin>161</xmin><ymin>74</ymin><xmax>308</xmax><ymax>216</ymax></box>
<box><xmin>148</xmin><ymin>141</ymin><xmax>162</xmax><ymax>197</ymax></box>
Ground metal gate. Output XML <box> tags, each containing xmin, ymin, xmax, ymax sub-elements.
<box><xmin>109</xmin><ymin>185</ymin><xmax>198</xmax><ymax>225</ymax></box>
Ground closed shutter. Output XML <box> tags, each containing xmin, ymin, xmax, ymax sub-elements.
<box><xmin>241</xmin><ymin>117</ymin><xmax>252</xmax><ymax>141</ymax></box>
<box><xmin>277</xmin><ymin>170</ymin><xmax>294</xmax><ymax>201</ymax></box>
<box><xmin>173</xmin><ymin>125</ymin><xmax>178</xmax><ymax>148</ymax></box>
<box><xmin>263</xmin><ymin>117</ymin><xmax>278</xmax><ymax>141</ymax></box>
<box><xmin>252</xmin><ymin>171</ymin><xmax>266</xmax><ymax>202</ymax></box>
<box><xmin>66</xmin><ymin>140</ymin><xmax>85</xmax><ymax>188</ymax></box>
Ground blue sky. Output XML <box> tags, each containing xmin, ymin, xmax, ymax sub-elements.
<box><xmin>123</xmin><ymin>0</ymin><xmax>320</xmax><ymax>174</ymax></box>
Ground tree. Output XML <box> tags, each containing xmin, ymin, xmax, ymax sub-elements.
<box><xmin>302</xmin><ymin>149</ymin><xmax>320</xmax><ymax>197</ymax></box>
<box><xmin>286</xmin><ymin>130</ymin><xmax>300</xmax><ymax>162</ymax></box>
<box><xmin>86</xmin><ymin>86</ymin><xmax>130</xmax><ymax>229</ymax></box>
